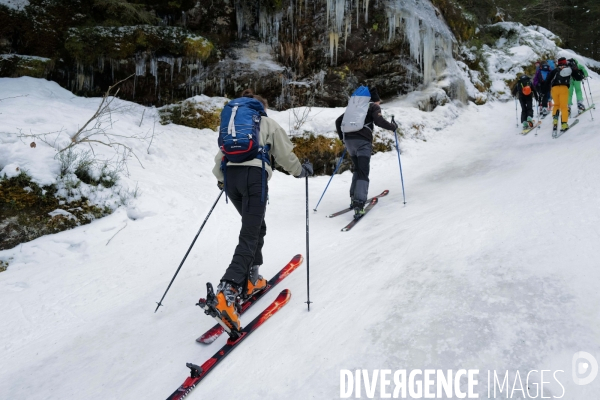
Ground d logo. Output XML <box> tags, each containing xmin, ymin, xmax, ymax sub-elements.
<box><xmin>572</xmin><ymin>351</ymin><xmax>598</xmax><ymax>385</ymax></box>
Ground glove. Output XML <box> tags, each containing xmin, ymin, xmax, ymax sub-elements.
<box><xmin>391</xmin><ymin>121</ymin><xmax>398</xmax><ymax>130</ymax></box>
<box><xmin>296</xmin><ymin>161</ymin><xmax>314</xmax><ymax>178</ymax></box>
<box><xmin>217</xmin><ymin>181</ymin><xmax>224</xmax><ymax>190</ymax></box>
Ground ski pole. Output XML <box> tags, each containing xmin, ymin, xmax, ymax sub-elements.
<box><xmin>313</xmin><ymin>149</ymin><xmax>346</xmax><ymax>212</ymax></box>
<box><xmin>391</xmin><ymin>116</ymin><xmax>406</xmax><ymax>204</ymax></box>
<box><xmin>515</xmin><ymin>97</ymin><xmax>519</xmax><ymax>127</ymax></box>
<box><xmin>583</xmin><ymin>81</ymin><xmax>594</xmax><ymax>120</ymax></box>
<box><xmin>304</xmin><ymin>159</ymin><xmax>312</xmax><ymax>311</ymax></box>
<box><xmin>154</xmin><ymin>189</ymin><xmax>224</xmax><ymax>312</ymax></box>
<box><xmin>586</xmin><ymin>78</ymin><xmax>595</xmax><ymax>106</ymax></box>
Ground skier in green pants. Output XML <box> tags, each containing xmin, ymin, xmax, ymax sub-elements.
<box><xmin>567</xmin><ymin>58</ymin><xmax>589</xmax><ymax>116</ymax></box>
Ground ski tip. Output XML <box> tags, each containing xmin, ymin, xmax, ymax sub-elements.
<box><xmin>293</xmin><ymin>254</ymin><xmax>304</xmax><ymax>265</ymax></box>
<box><xmin>276</xmin><ymin>288</ymin><xmax>292</xmax><ymax>301</ymax></box>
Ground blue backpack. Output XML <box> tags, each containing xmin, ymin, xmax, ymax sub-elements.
<box><xmin>218</xmin><ymin>97</ymin><xmax>271</xmax><ymax>202</ymax></box>
<box><xmin>540</xmin><ymin>64</ymin><xmax>550</xmax><ymax>82</ymax></box>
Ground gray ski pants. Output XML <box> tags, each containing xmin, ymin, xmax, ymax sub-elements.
<box><xmin>345</xmin><ymin>138</ymin><xmax>372</xmax><ymax>204</ymax></box>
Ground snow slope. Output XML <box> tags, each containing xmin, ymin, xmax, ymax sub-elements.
<box><xmin>1</xmin><ymin>73</ymin><xmax>600</xmax><ymax>399</ymax></box>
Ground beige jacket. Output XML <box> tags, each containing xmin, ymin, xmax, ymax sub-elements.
<box><xmin>212</xmin><ymin>116</ymin><xmax>303</xmax><ymax>181</ymax></box>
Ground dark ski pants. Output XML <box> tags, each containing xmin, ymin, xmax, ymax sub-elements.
<box><xmin>345</xmin><ymin>138</ymin><xmax>372</xmax><ymax>204</ymax></box>
<box><xmin>221</xmin><ymin>166</ymin><xmax>267</xmax><ymax>287</ymax></box>
<box><xmin>519</xmin><ymin>95</ymin><xmax>534</xmax><ymax>122</ymax></box>
<box><xmin>537</xmin><ymin>85</ymin><xmax>550</xmax><ymax>108</ymax></box>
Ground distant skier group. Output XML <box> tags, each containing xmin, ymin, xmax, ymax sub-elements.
<box><xmin>512</xmin><ymin>56</ymin><xmax>591</xmax><ymax>134</ymax></box>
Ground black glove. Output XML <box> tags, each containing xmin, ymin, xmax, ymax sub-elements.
<box><xmin>391</xmin><ymin>121</ymin><xmax>398</xmax><ymax>130</ymax></box>
<box><xmin>217</xmin><ymin>181</ymin><xmax>224</xmax><ymax>190</ymax></box>
<box><xmin>296</xmin><ymin>161</ymin><xmax>314</xmax><ymax>178</ymax></box>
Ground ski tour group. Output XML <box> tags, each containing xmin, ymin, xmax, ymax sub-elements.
<box><xmin>512</xmin><ymin>56</ymin><xmax>595</xmax><ymax>136</ymax></box>
<box><xmin>159</xmin><ymin>56</ymin><xmax>595</xmax><ymax>397</ymax></box>
<box><xmin>157</xmin><ymin>85</ymin><xmax>399</xmax><ymax>399</ymax></box>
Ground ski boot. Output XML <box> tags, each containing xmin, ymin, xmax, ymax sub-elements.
<box><xmin>245</xmin><ymin>264</ymin><xmax>267</xmax><ymax>297</ymax></box>
<box><xmin>578</xmin><ymin>101</ymin><xmax>586</xmax><ymax>112</ymax></box>
<box><xmin>522</xmin><ymin>121</ymin><xmax>529</xmax><ymax>129</ymax></box>
<box><xmin>561</xmin><ymin>122</ymin><xmax>569</xmax><ymax>132</ymax></box>
<box><xmin>552</xmin><ymin>115</ymin><xmax>559</xmax><ymax>137</ymax></box>
<box><xmin>541</xmin><ymin>107</ymin><xmax>548</xmax><ymax>116</ymax></box>
<box><xmin>197</xmin><ymin>282</ymin><xmax>242</xmax><ymax>338</ymax></box>
<box><xmin>527</xmin><ymin>116</ymin><xmax>534</xmax><ymax>127</ymax></box>
<box><xmin>353</xmin><ymin>200</ymin><xmax>366</xmax><ymax>220</ymax></box>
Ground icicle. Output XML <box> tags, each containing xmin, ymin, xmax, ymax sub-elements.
<box><xmin>344</xmin><ymin>15</ymin><xmax>350</xmax><ymax>49</ymax></box>
<box><xmin>387</xmin><ymin>10</ymin><xmax>396</xmax><ymax>42</ymax></box>
<box><xmin>235</xmin><ymin>0</ymin><xmax>244</xmax><ymax>38</ymax></box>
<box><xmin>334</xmin><ymin>0</ymin><xmax>345</xmax><ymax>35</ymax></box>
<box><xmin>150</xmin><ymin>56</ymin><xmax>158</xmax><ymax>91</ymax></box>
<box><xmin>356</xmin><ymin>0</ymin><xmax>359</xmax><ymax>27</ymax></box>
<box><xmin>259</xmin><ymin>9</ymin><xmax>270</xmax><ymax>43</ymax></box>
<box><xmin>422</xmin><ymin>27</ymin><xmax>434</xmax><ymax>85</ymax></box>
<box><xmin>329</xmin><ymin>32</ymin><xmax>340</xmax><ymax>66</ymax></box>
<box><xmin>364</xmin><ymin>0</ymin><xmax>369</xmax><ymax>23</ymax></box>
<box><xmin>136</xmin><ymin>53</ymin><xmax>147</xmax><ymax>76</ymax></box>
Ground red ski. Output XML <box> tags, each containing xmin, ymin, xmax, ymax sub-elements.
<box><xmin>196</xmin><ymin>254</ymin><xmax>303</xmax><ymax>344</ymax></box>
<box><xmin>167</xmin><ymin>289</ymin><xmax>292</xmax><ymax>400</ymax></box>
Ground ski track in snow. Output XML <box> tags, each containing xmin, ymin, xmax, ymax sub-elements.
<box><xmin>1</xmin><ymin>75</ymin><xmax>600</xmax><ymax>399</ymax></box>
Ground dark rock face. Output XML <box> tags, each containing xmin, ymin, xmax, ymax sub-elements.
<box><xmin>0</xmin><ymin>0</ymin><xmax>463</xmax><ymax>109</ymax></box>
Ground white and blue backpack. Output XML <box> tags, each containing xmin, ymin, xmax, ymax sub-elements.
<box><xmin>340</xmin><ymin>86</ymin><xmax>371</xmax><ymax>140</ymax></box>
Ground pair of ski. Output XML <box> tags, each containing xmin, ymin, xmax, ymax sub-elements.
<box><xmin>521</xmin><ymin>120</ymin><xmax>541</xmax><ymax>135</ymax></box>
<box><xmin>326</xmin><ymin>190</ymin><xmax>389</xmax><ymax>231</ymax></box>
<box><xmin>166</xmin><ymin>254</ymin><xmax>304</xmax><ymax>400</ymax></box>
<box><xmin>553</xmin><ymin>119</ymin><xmax>579</xmax><ymax>139</ymax></box>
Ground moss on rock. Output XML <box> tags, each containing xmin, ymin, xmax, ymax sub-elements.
<box><xmin>0</xmin><ymin>172</ymin><xmax>110</xmax><ymax>251</ymax></box>
<box><xmin>64</xmin><ymin>25</ymin><xmax>214</xmax><ymax>64</ymax></box>
<box><xmin>285</xmin><ymin>132</ymin><xmax>393</xmax><ymax>176</ymax></box>
<box><xmin>159</xmin><ymin>98</ymin><xmax>223</xmax><ymax>130</ymax></box>
<box><xmin>0</xmin><ymin>55</ymin><xmax>53</xmax><ymax>78</ymax></box>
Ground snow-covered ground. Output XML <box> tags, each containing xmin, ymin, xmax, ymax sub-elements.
<box><xmin>2</xmin><ymin>64</ymin><xmax>600</xmax><ymax>399</ymax></box>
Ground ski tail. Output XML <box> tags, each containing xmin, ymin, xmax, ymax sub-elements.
<box><xmin>168</xmin><ymin>290</ymin><xmax>292</xmax><ymax>400</ymax></box>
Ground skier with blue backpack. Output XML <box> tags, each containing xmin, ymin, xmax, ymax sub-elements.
<box><xmin>533</xmin><ymin>61</ymin><xmax>552</xmax><ymax>116</ymax></box>
<box><xmin>335</xmin><ymin>86</ymin><xmax>397</xmax><ymax>219</ymax></box>
<box><xmin>205</xmin><ymin>89</ymin><xmax>313</xmax><ymax>333</ymax></box>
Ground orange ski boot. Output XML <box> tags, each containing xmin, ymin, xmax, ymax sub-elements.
<box><xmin>214</xmin><ymin>282</ymin><xmax>242</xmax><ymax>332</ymax></box>
<box><xmin>245</xmin><ymin>265</ymin><xmax>267</xmax><ymax>297</ymax></box>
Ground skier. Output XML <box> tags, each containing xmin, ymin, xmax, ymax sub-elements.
<box><xmin>334</xmin><ymin>87</ymin><xmax>397</xmax><ymax>218</ymax></box>
<box><xmin>533</xmin><ymin>61</ymin><xmax>552</xmax><ymax>116</ymax></box>
<box><xmin>511</xmin><ymin>74</ymin><xmax>538</xmax><ymax>130</ymax></box>
<box><xmin>548</xmin><ymin>57</ymin><xmax>573</xmax><ymax>132</ymax></box>
<box><xmin>210</xmin><ymin>89</ymin><xmax>313</xmax><ymax>332</ymax></box>
<box><xmin>567</xmin><ymin>58</ymin><xmax>589</xmax><ymax>115</ymax></box>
